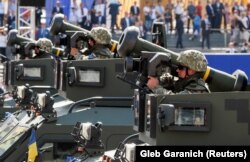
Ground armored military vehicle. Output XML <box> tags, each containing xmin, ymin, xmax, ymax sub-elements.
<box><xmin>0</xmin><ymin>29</ymin><xmax>67</xmax><ymax>118</ymax></box>
<box><xmin>0</xmin><ymin>20</ymin><xmax>137</xmax><ymax>161</ymax></box>
<box><xmin>73</xmin><ymin>26</ymin><xmax>250</xmax><ymax>162</ymax></box>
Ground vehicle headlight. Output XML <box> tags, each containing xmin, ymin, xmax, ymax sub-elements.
<box><xmin>80</xmin><ymin>122</ymin><xmax>92</xmax><ymax>140</ymax></box>
<box><xmin>17</xmin><ymin>86</ymin><xmax>26</xmax><ymax>99</ymax></box>
<box><xmin>37</xmin><ymin>93</ymin><xmax>46</xmax><ymax>108</ymax></box>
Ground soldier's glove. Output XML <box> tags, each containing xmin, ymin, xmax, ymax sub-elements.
<box><xmin>159</xmin><ymin>73</ymin><xmax>174</xmax><ymax>90</ymax></box>
<box><xmin>80</xmin><ymin>48</ymin><xmax>91</xmax><ymax>56</ymax></box>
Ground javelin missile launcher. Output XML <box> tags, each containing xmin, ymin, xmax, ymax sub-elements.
<box><xmin>118</xmin><ymin>26</ymin><xmax>248</xmax><ymax>92</ymax></box>
<box><xmin>7</xmin><ymin>29</ymin><xmax>65</xmax><ymax>59</ymax></box>
<box><xmin>84</xmin><ymin>26</ymin><xmax>250</xmax><ymax>162</ymax></box>
<box><xmin>50</xmin><ymin>13</ymin><xmax>119</xmax><ymax>57</ymax></box>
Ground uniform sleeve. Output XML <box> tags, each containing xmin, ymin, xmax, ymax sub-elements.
<box><xmin>153</xmin><ymin>85</ymin><xmax>174</xmax><ymax>95</ymax></box>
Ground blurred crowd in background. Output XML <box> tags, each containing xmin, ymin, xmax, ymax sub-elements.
<box><xmin>0</xmin><ymin>0</ymin><xmax>249</xmax><ymax>54</ymax></box>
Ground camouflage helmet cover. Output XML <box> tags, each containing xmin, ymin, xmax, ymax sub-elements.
<box><xmin>177</xmin><ymin>50</ymin><xmax>208</xmax><ymax>72</ymax></box>
<box><xmin>36</xmin><ymin>38</ymin><xmax>53</xmax><ymax>53</ymax></box>
<box><xmin>90</xmin><ymin>27</ymin><xmax>111</xmax><ymax>45</ymax></box>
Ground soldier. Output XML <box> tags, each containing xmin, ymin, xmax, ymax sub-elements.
<box><xmin>147</xmin><ymin>49</ymin><xmax>210</xmax><ymax>94</ymax></box>
<box><xmin>81</xmin><ymin>26</ymin><xmax>112</xmax><ymax>59</ymax></box>
<box><xmin>34</xmin><ymin>38</ymin><xmax>54</xmax><ymax>59</ymax></box>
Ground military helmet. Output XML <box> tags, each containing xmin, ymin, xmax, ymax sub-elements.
<box><xmin>177</xmin><ymin>50</ymin><xmax>208</xmax><ymax>72</ymax></box>
<box><xmin>90</xmin><ymin>27</ymin><xmax>111</xmax><ymax>45</ymax></box>
<box><xmin>36</xmin><ymin>38</ymin><xmax>53</xmax><ymax>53</ymax></box>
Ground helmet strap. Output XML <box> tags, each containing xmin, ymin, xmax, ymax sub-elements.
<box><xmin>185</xmin><ymin>68</ymin><xmax>189</xmax><ymax>77</ymax></box>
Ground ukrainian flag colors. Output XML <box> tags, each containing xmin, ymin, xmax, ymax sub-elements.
<box><xmin>27</xmin><ymin>128</ymin><xmax>38</xmax><ymax>162</ymax></box>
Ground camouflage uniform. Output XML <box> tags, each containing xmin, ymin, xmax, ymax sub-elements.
<box><xmin>153</xmin><ymin>50</ymin><xmax>210</xmax><ymax>94</ymax></box>
<box><xmin>82</xmin><ymin>27</ymin><xmax>112</xmax><ymax>60</ymax></box>
<box><xmin>34</xmin><ymin>38</ymin><xmax>54</xmax><ymax>59</ymax></box>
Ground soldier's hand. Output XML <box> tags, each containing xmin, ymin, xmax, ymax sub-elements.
<box><xmin>147</xmin><ymin>76</ymin><xmax>159</xmax><ymax>90</ymax></box>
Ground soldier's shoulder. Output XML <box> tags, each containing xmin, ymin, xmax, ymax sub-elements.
<box><xmin>93</xmin><ymin>47</ymin><xmax>112</xmax><ymax>58</ymax></box>
<box><xmin>185</xmin><ymin>79</ymin><xmax>207</xmax><ymax>92</ymax></box>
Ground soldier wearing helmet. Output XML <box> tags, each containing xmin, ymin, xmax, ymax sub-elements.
<box><xmin>81</xmin><ymin>27</ymin><xmax>112</xmax><ymax>60</ymax></box>
<box><xmin>147</xmin><ymin>50</ymin><xmax>210</xmax><ymax>94</ymax></box>
<box><xmin>34</xmin><ymin>38</ymin><xmax>54</xmax><ymax>59</ymax></box>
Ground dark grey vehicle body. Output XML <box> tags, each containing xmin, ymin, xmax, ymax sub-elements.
<box><xmin>0</xmin><ymin>57</ymin><xmax>136</xmax><ymax>162</ymax></box>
